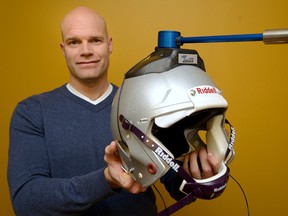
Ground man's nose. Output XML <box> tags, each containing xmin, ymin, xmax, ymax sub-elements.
<box><xmin>80</xmin><ymin>42</ymin><xmax>93</xmax><ymax>55</ymax></box>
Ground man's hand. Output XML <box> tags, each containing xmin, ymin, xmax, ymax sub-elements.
<box><xmin>183</xmin><ymin>147</ymin><xmax>221</xmax><ymax>180</ymax></box>
<box><xmin>104</xmin><ymin>141</ymin><xmax>146</xmax><ymax>194</ymax></box>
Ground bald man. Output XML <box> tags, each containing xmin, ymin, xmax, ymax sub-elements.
<box><xmin>8</xmin><ymin>7</ymin><xmax>157</xmax><ymax>216</ymax></box>
<box><xmin>8</xmin><ymin>6</ymin><xmax>220</xmax><ymax>216</ymax></box>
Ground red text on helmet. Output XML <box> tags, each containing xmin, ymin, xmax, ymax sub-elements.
<box><xmin>196</xmin><ymin>87</ymin><xmax>218</xmax><ymax>94</ymax></box>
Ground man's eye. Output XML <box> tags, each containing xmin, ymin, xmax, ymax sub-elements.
<box><xmin>92</xmin><ymin>38</ymin><xmax>101</xmax><ymax>43</ymax></box>
<box><xmin>68</xmin><ymin>40</ymin><xmax>79</xmax><ymax>46</ymax></box>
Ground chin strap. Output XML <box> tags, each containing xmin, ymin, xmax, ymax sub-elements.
<box><xmin>224</xmin><ymin>119</ymin><xmax>236</xmax><ymax>165</ymax></box>
<box><xmin>119</xmin><ymin>114</ymin><xmax>235</xmax><ymax>215</ymax></box>
<box><xmin>157</xmin><ymin>193</ymin><xmax>196</xmax><ymax>216</ymax></box>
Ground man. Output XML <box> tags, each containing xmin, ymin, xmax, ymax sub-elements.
<box><xmin>8</xmin><ymin>6</ymin><xmax>220</xmax><ymax>216</ymax></box>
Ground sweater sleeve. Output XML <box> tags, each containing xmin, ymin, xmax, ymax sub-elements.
<box><xmin>7</xmin><ymin>99</ymin><xmax>117</xmax><ymax>216</ymax></box>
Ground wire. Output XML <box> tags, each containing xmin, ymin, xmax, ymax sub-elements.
<box><xmin>152</xmin><ymin>184</ymin><xmax>167</xmax><ymax>210</ymax></box>
<box><xmin>154</xmin><ymin>175</ymin><xmax>250</xmax><ymax>216</ymax></box>
<box><xmin>229</xmin><ymin>174</ymin><xmax>251</xmax><ymax>216</ymax></box>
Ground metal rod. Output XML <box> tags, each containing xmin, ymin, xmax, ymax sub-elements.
<box><xmin>179</xmin><ymin>33</ymin><xmax>263</xmax><ymax>44</ymax></box>
<box><xmin>157</xmin><ymin>29</ymin><xmax>288</xmax><ymax>48</ymax></box>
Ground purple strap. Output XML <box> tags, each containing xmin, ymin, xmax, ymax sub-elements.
<box><xmin>224</xmin><ymin>119</ymin><xmax>236</xmax><ymax>160</ymax></box>
<box><xmin>157</xmin><ymin>193</ymin><xmax>196</xmax><ymax>216</ymax></box>
<box><xmin>119</xmin><ymin>115</ymin><xmax>195</xmax><ymax>183</ymax></box>
<box><xmin>119</xmin><ymin>114</ymin><xmax>234</xmax><ymax>215</ymax></box>
<box><xmin>119</xmin><ymin>115</ymin><xmax>197</xmax><ymax>215</ymax></box>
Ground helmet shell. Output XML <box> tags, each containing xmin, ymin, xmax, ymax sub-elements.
<box><xmin>111</xmin><ymin>48</ymin><xmax>228</xmax><ymax>187</ymax></box>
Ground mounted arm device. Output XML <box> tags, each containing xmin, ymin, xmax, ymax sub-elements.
<box><xmin>158</xmin><ymin>29</ymin><xmax>288</xmax><ymax>48</ymax></box>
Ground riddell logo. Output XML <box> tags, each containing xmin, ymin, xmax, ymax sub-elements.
<box><xmin>196</xmin><ymin>86</ymin><xmax>218</xmax><ymax>94</ymax></box>
<box><xmin>214</xmin><ymin>183</ymin><xmax>227</xmax><ymax>192</ymax></box>
<box><xmin>155</xmin><ymin>147</ymin><xmax>180</xmax><ymax>172</ymax></box>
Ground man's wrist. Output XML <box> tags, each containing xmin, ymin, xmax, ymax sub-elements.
<box><xmin>104</xmin><ymin>167</ymin><xmax>120</xmax><ymax>190</ymax></box>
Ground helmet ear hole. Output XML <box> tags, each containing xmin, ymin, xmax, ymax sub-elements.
<box><xmin>147</xmin><ymin>163</ymin><xmax>157</xmax><ymax>175</ymax></box>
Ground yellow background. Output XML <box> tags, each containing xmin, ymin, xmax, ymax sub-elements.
<box><xmin>1</xmin><ymin>0</ymin><xmax>287</xmax><ymax>215</ymax></box>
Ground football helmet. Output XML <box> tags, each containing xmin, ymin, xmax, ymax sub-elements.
<box><xmin>111</xmin><ymin>47</ymin><xmax>235</xmax><ymax>199</ymax></box>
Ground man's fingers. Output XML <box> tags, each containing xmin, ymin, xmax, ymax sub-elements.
<box><xmin>185</xmin><ymin>147</ymin><xmax>222</xmax><ymax>180</ymax></box>
<box><xmin>188</xmin><ymin>151</ymin><xmax>202</xmax><ymax>179</ymax></box>
<box><xmin>198</xmin><ymin>148</ymin><xmax>213</xmax><ymax>178</ymax></box>
<box><xmin>207</xmin><ymin>152</ymin><xmax>221</xmax><ymax>174</ymax></box>
<box><xmin>104</xmin><ymin>141</ymin><xmax>119</xmax><ymax>163</ymax></box>
<box><xmin>105</xmin><ymin>141</ymin><xmax>117</xmax><ymax>155</ymax></box>
<box><xmin>104</xmin><ymin>141</ymin><xmax>146</xmax><ymax>194</ymax></box>
<box><xmin>183</xmin><ymin>154</ymin><xmax>190</xmax><ymax>174</ymax></box>
<box><xmin>120</xmin><ymin>172</ymin><xmax>146</xmax><ymax>194</ymax></box>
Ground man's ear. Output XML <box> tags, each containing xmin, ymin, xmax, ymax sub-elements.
<box><xmin>60</xmin><ymin>42</ymin><xmax>65</xmax><ymax>56</ymax></box>
<box><xmin>108</xmin><ymin>37</ymin><xmax>113</xmax><ymax>54</ymax></box>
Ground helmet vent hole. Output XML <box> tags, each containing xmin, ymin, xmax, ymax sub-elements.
<box><xmin>147</xmin><ymin>163</ymin><xmax>157</xmax><ymax>175</ymax></box>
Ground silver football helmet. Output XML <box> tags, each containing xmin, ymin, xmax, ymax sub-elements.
<box><xmin>111</xmin><ymin>48</ymin><xmax>235</xmax><ymax>189</ymax></box>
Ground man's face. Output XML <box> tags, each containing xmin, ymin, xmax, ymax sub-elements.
<box><xmin>60</xmin><ymin>14</ymin><xmax>112</xmax><ymax>85</ymax></box>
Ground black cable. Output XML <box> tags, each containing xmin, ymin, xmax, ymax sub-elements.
<box><xmin>229</xmin><ymin>174</ymin><xmax>251</xmax><ymax>216</ymax></box>
<box><xmin>154</xmin><ymin>175</ymin><xmax>250</xmax><ymax>216</ymax></box>
<box><xmin>152</xmin><ymin>184</ymin><xmax>168</xmax><ymax>212</ymax></box>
